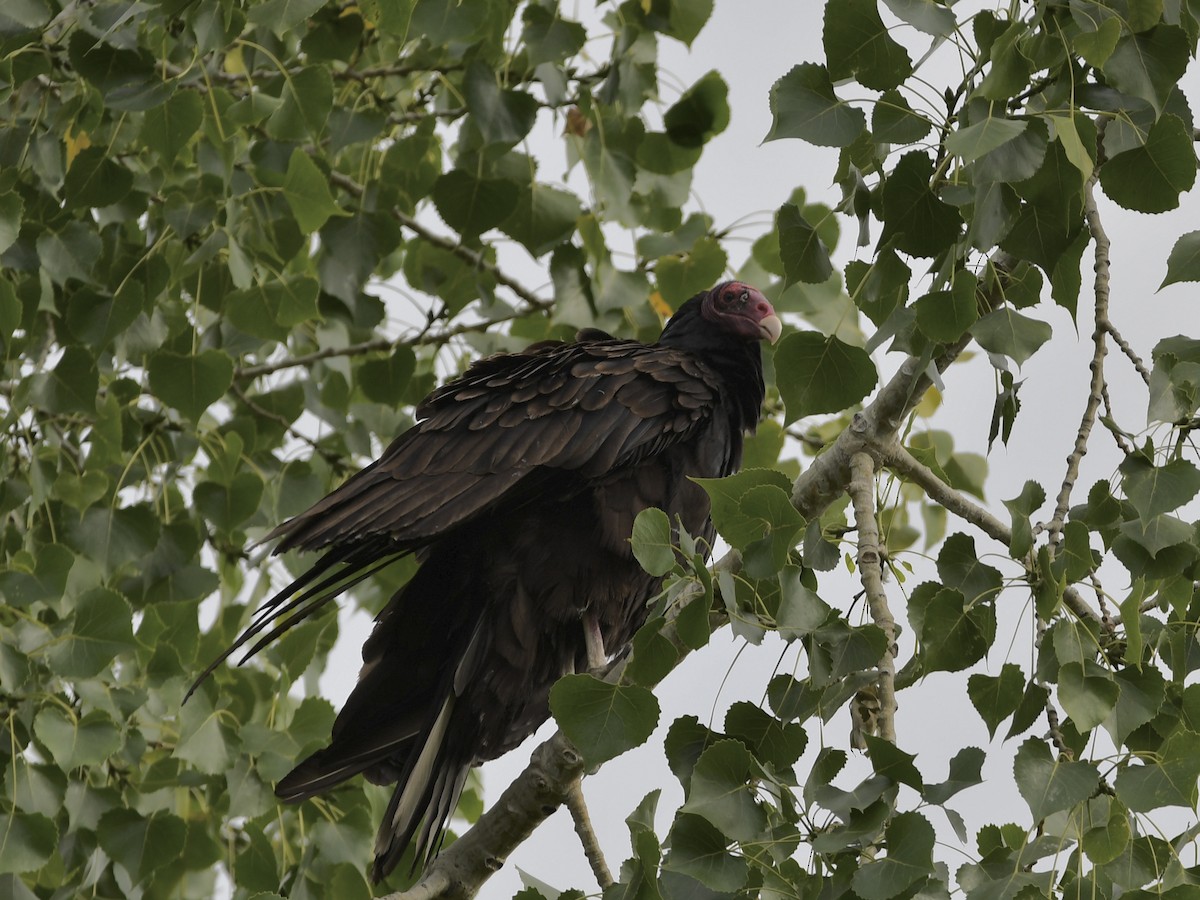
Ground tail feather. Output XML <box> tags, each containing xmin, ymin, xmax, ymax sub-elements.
<box><xmin>371</xmin><ymin>694</ymin><xmax>469</xmax><ymax>882</ymax></box>
<box><xmin>274</xmin><ymin>720</ymin><xmax>419</xmax><ymax>801</ymax></box>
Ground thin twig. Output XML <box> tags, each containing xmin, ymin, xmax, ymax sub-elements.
<box><xmin>884</xmin><ymin>442</ymin><xmax>1103</xmax><ymax>625</ymax></box>
<box><xmin>883</xmin><ymin>442</ymin><xmax>1013</xmax><ymax>545</ymax></box>
<box><xmin>233</xmin><ymin>307</ymin><xmax>537</xmax><ymax>381</ymax></box>
<box><xmin>230</xmin><ymin>382</ymin><xmax>344</xmax><ymax>466</ymax></box>
<box><xmin>326</xmin><ymin>170</ymin><xmax>551</xmax><ymax>313</ymax></box>
<box><xmin>1099</xmin><ymin>320</ymin><xmax>1150</xmax><ymax>386</ymax></box>
<box><xmin>848</xmin><ymin>452</ymin><xmax>897</xmax><ymax>743</ymax></box>
<box><xmin>565</xmin><ymin>780</ymin><xmax>613</xmax><ymax>890</ymax></box>
<box><xmin>1046</xmin><ymin>174</ymin><xmax>1110</xmax><ymax>542</ymax></box>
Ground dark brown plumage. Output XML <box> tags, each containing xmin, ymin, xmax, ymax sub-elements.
<box><xmin>190</xmin><ymin>281</ymin><xmax>781</xmax><ymax>881</ymax></box>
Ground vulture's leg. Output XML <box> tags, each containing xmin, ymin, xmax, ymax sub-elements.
<box><xmin>582</xmin><ymin>610</ymin><xmax>606</xmax><ymax>671</ymax></box>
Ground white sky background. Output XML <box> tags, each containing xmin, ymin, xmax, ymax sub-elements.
<box><xmin>312</xmin><ymin>2</ymin><xmax>1200</xmax><ymax>896</ymax></box>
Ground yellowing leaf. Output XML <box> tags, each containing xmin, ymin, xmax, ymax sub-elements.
<box><xmin>223</xmin><ymin>45</ymin><xmax>246</xmax><ymax>75</ymax></box>
<box><xmin>648</xmin><ymin>290</ymin><xmax>672</xmax><ymax>318</ymax></box>
<box><xmin>64</xmin><ymin>127</ymin><xmax>91</xmax><ymax>168</ymax></box>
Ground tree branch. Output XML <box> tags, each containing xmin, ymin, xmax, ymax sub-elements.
<box><xmin>565</xmin><ymin>780</ymin><xmax>613</xmax><ymax>890</ymax></box>
<box><xmin>1046</xmin><ymin>174</ymin><xmax>1111</xmax><ymax>542</ymax></box>
<box><xmin>883</xmin><ymin>443</ymin><xmax>1012</xmax><ymax>545</ymax></box>
<box><xmin>234</xmin><ymin>306</ymin><xmax>538</xmax><ymax>381</ymax></box>
<box><xmin>847</xmin><ymin>452</ymin><xmax>897</xmax><ymax>744</ymax></box>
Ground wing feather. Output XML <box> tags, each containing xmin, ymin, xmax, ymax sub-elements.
<box><xmin>272</xmin><ymin>340</ymin><xmax>719</xmax><ymax>555</ymax></box>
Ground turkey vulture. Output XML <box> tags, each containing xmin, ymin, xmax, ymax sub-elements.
<box><xmin>190</xmin><ymin>281</ymin><xmax>781</xmax><ymax>881</ymax></box>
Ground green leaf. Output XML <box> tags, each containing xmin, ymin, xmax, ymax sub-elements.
<box><xmin>1058</xmin><ymin>662</ymin><xmax>1120</xmax><ymax>730</ymax></box>
<box><xmin>194</xmin><ymin>472</ymin><xmax>264</xmax><ymax>533</ymax></box>
<box><xmin>881</xmin><ymin>0</ymin><xmax>956</xmax><ymax>36</ymax></box>
<box><xmin>464</xmin><ymin>61</ymin><xmax>537</xmax><ymax>149</ymax></box>
<box><xmin>550</xmin><ymin>675</ymin><xmax>659</xmax><ymax>766</ymax></box>
<box><xmin>680</xmin><ymin>740</ymin><xmax>767</xmax><ymax>842</ymax></box>
<box><xmin>1099</xmin><ymin>115</ymin><xmax>1196</xmax><ymax>213</ymax></box>
<box><xmin>1160</xmin><ymin>230</ymin><xmax>1200</xmax><ymax>288</ymax></box>
<box><xmin>1007</xmin><ymin>680</ymin><xmax>1051</xmax><ymax>739</ymax></box>
<box><xmin>631</xmin><ymin>507</ymin><xmax>676</xmax><ymax>577</ymax></box>
<box><xmin>656</xmin><ymin>236</ymin><xmax>727</xmax><ymax>306</ymax></box>
<box><xmin>694</xmin><ymin>468</ymin><xmax>793</xmax><ymax>550</ymax></box>
<box><xmin>1049</xmin><ymin>113</ymin><xmax>1095</xmax><ymax>182</ymax></box>
<box><xmin>266</xmin><ymin>66</ymin><xmax>333</xmax><ymax>140</ymax></box>
<box><xmin>665</xmin><ymin>715</ymin><xmax>718</xmax><ymax>788</ymax></box>
<box><xmin>664</xmin><ymin>70</ymin><xmax>729</xmax><ymax>148</ymax></box>
<box><xmin>864</xmin><ymin>736</ymin><xmax>924</xmax><ymax>790</ymax></box>
<box><xmin>663</xmin><ymin>814</ymin><xmax>748</xmax><ymax>892</ymax></box>
<box><xmin>1082</xmin><ymin>797</ymin><xmax>1131</xmax><ymax>866</ymax></box>
<box><xmin>0</xmin><ymin>191</ymin><xmax>21</xmax><ymax>256</ymax></box>
<box><xmin>30</xmin><ymin>345</ymin><xmax>98</xmax><ymax>414</ymax></box>
<box><xmin>140</xmin><ymin>90</ymin><xmax>204</xmax><ymax>165</ymax></box>
<box><xmin>1003</xmin><ymin>480</ymin><xmax>1046</xmax><ymax>559</ymax></box>
<box><xmin>0</xmin><ymin>811</ymin><xmax>56</xmax><ymax>875</ymax></box>
<box><xmin>63</xmin><ymin>146</ymin><xmax>132</xmax><ymax>210</ymax></box>
<box><xmin>916</xmin><ymin>587</ymin><xmax>996</xmax><ymax>673</ymax></box>
<box><xmin>1102</xmin><ymin>25</ymin><xmax>1190</xmax><ymax>114</ymax></box>
<box><xmin>1014</xmin><ymin>737</ymin><xmax>1100</xmax><ymax>820</ymax></box>
<box><xmin>776</xmin><ymin>567</ymin><xmax>833</xmax><ymax>639</ymax></box>
<box><xmin>359</xmin><ymin>347</ymin><xmax>416</xmax><ymax>405</ymax></box>
<box><xmin>627</xmin><ymin>618</ymin><xmax>680</xmax><ymax>687</ymax></box>
<box><xmin>97</xmin><ymin>809</ymin><xmax>187</xmax><ymax>881</ymax></box>
<box><xmin>147</xmin><ymin>349</ymin><xmax>234</xmax><ymax>421</ymax></box>
<box><xmin>765</xmin><ymin>63</ymin><xmax>866</xmax><ymax>147</ymax></box>
<box><xmin>432</xmin><ymin>170</ymin><xmax>519</xmax><ymax>239</ymax></box>
<box><xmin>923</xmin><ymin>746</ymin><xmax>986</xmax><ymax>805</ymax></box>
<box><xmin>774</xmin><ymin>330</ymin><xmax>878</xmax><ymax>423</ymax></box>
<box><xmin>282</xmin><ymin>149</ymin><xmax>346</xmax><ymax>234</ymax></box>
<box><xmin>968</xmin><ymin>664</ymin><xmax>1026</xmax><ymax>737</ymax></box>
<box><xmin>1114</xmin><ymin>731</ymin><xmax>1200</xmax><ymax>811</ymax></box>
<box><xmin>946</xmin><ymin>116</ymin><xmax>1029</xmax><ymax>165</ymax></box>
<box><xmin>34</xmin><ymin>707</ymin><xmax>121</xmax><ymax>770</ymax></box>
<box><xmin>824</xmin><ymin>0</ymin><xmax>913</xmax><ymax>90</ymax></box>
<box><xmin>872</xmin><ymin>89</ymin><xmax>933</xmax><ymax>143</ymax></box>
<box><xmin>1147</xmin><ymin>335</ymin><xmax>1200</xmax><ymax>424</ymax></box>
<box><xmin>1104</xmin><ymin>667</ymin><xmax>1165</xmax><ymax>745</ymax></box>
<box><xmin>851</xmin><ymin>812</ymin><xmax>935</xmax><ymax>900</ymax></box>
<box><xmin>246</xmin><ymin>0</ymin><xmax>326</xmax><ymax>35</ymax></box>
<box><xmin>521</xmin><ymin>6</ymin><xmax>585</xmax><ymax>64</ymax></box>
<box><xmin>656</xmin><ymin>0</ymin><xmax>713</xmax><ymax>45</ymax></box>
<box><xmin>1121</xmin><ymin>456</ymin><xmax>1200</xmax><ymax>519</ymax></box>
<box><xmin>970</xmin><ymin>308</ymin><xmax>1052</xmax><ymax>367</ymax></box>
<box><xmin>320</xmin><ymin>211</ymin><xmax>402</xmax><ymax>303</ymax></box>
<box><xmin>175</xmin><ymin>688</ymin><xmax>238</xmax><ymax>775</ymax></box>
<box><xmin>976</xmin><ymin>22</ymin><xmax>1032</xmax><ymax>100</ymax></box>
<box><xmin>45</xmin><ymin>587</ymin><xmax>136</xmax><ymax>678</ymax></box>
<box><xmin>777</xmin><ymin>202</ymin><xmax>832</xmax><ymax>287</ymax></box>
<box><xmin>724</xmin><ymin>701</ymin><xmax>807</xmax><ymax>768</ymax></box>
<box><xmin>879</xmin><ymin>152</ymin><xmax>963</xmax><ymax>258</ymax></box>
<box><xmin>938</xmin><ymin>532</ymin><xmax>1003</xmax><ymax>603</ymax></box>
<box><xmin>1073</xmin><ymin>16</ymin><xmax>1122</xmax><ymax>66</ymax></box>
<box><xmin>500</xmin><ymin>182</ymin><xmax>582</xmax><ymax>256</ymax></box>
<box><xmin>914</xmin><ymin>271</ymin><xmax>978</xmax><ymax>343</ymax></box>
<box><xmin>66</xmin><ymin>286</ymin><xmax>144</xmax><ymax>348</ymax></box>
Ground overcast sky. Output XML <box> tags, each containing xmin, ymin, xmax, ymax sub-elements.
<box><xmin>314</xmin><ymin>2</ymin><xmax>1200</xmax><ymax>895</ymax></box>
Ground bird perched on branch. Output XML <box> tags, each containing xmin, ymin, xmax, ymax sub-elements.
<box><xmin>190</xmin><ymin>281</ymin><xmax>781</xmax><ymax>882</ymax></box>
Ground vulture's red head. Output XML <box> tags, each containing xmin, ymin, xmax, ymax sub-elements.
<box><xmin>700</xmin><ymin>281</ymin><xmax>782</xmax><ymax>344</ymax></box>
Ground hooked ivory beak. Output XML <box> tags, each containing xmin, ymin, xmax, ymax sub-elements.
<box><xmin>759</xmin><ymin>313</ymin><xmax>783</xmax><ymax>344</ymax></box>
